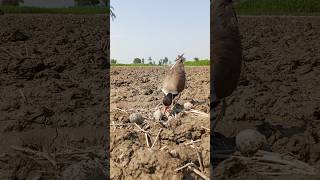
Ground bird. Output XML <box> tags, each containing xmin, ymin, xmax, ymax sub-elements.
<box><xmin>161</xmin><ymin>54</ymin><xmax>186</xmax><ymax>115</ymax></box>
<box><xmin>211</xmin><ymin>0</ymin><xmax>243</xmax><ymax>130</ymax></box>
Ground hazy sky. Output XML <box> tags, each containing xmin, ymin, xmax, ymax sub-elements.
<box><xmin>111</xmin><ymin>0</ymin><xmax>210</xmax><ymax>64</ymax></box>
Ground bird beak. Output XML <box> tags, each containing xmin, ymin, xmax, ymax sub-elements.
<box><xmin>162</xmin><ymin>106</ymin><xmax>169</xmax><ymax>114</ymax></box>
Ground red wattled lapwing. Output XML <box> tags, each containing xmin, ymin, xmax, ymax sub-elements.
<box><xmin>161</xmin><ymin>54</ymin><xmax>186</xmax><ymax>115</ymax></box>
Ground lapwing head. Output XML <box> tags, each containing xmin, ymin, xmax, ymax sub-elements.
<box><xmin>163</xmin><ymin>93</ymin><xmax>173</xmax><ymax>107</ymax></box>
<box><xmin>175</xmin><ymin>53</ymin><xmax>185</xmax><ymax>63</ymax></box>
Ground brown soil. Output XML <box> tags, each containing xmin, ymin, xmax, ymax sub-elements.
<box><xmin>0</xmin><ymin>14</ymin><xmax>108</xmax><ymax>179</ymax></box>
<box><xmin>110</xmin><ymin>67</ymin><xmax>210</xmax><ymax>179</ymax></box>
<box><xmin>213</xmin><ymin>16</ymin><xmax>320</xmax><ymax>179</ymax></box>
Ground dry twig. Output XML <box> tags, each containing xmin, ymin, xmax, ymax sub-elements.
<box><xmin>185</xmin><ymin>139</ymin><xmax>201</xmax><ymax>146</ymax></box>
<box><xmin>145</xmin><ymin>133</ymin><xmax>151</xmax><ymax>148</ymax></box>
<box><xmin>103</xmin><ymin>39</ymin><xmax>109</xmax><ymax>51</ymax></box>
<box><xmin>110</xmin><ymin>122</ymin><xmax>132</xmax><ymax>127</ymax></box>
<box><xmin>187</xmin><ymin>166</ymin><xmax>210</xmax><ymax>180</ymax></box>
<box><xmin>10</xmin><ymin>145</ymin><xmax>57</xmax><ymax>167</ymax></box>
<box><xmin>185</xmin><ymin>109</ymin><xmax>209</xmax><ymax>117</ymax></box>
<box><xmin>197</xmin><ymin>151</ymin><xmax>204</xmax><ymax>172</ymax></box>
<box><xmin>0</xmin><ymin>47</ymin><xmax>23</xmax><ymax>59</ymax></box>
<box><xmin>175</xmin><ymin>162</ymin><xmax>210</xmax><ymax>180</ymax></box>
<box><xmin>175</xmin><ymin>162</ymin><xmax>196</xmax><ymax>172</ymax></box>
<box><xmin>160</xmin><ymin>145</ymin><xmax>168</xmax><ymax>151</ymax></box>
<box><xmin>231</xmin><ymin>150</ymin><xmax>317</xmax><ymax>175</ymax></box>
<box><xmin>134</xmin><ymin>123</ymin><xmax>149</xmax><ymax>133</ymax></box>
<box><xmin>151</xmin><ymin>128</ymin><xmax>163</xmax><ymax>149</ymax></box>
<box><xmin>201</xmin><ymin>126</ymin><xmax>210</xmax><ymax>131</ymax></box>
<box><xmin>19</xmin><ymin>89</ymin><xmax>27</xmax><ymax>103</ymax></box>
<box><xmin>113</xmin><ymin>107</ymin><xmax>130</xmax><ymax>114</ymax></box>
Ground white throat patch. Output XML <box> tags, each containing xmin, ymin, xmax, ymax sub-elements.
<box><xmin>170</xmin><ymin>61</ymin><xmax>178</xmax><ymax>70</ymax></box>
<box><xmin>162</xmin><ymin>88</ymin><xmax>178</xmax><ymax>95</ymax></box>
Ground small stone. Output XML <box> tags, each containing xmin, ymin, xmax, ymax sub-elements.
<box><xmin>153</xmin><ymin>109</ymin><xmax>163</xmax><ymax>121</ymax></box>
<box><xmin>129</xmin><ymin>113</ymin><xmax>144</xmax><ymax>124</ymax></box>
<box><xmin>169</xmin><ymin>149</ymin><xmax>178</xmax><ymax>158</ymax></box>
<box><xmin>236</xmin><ymin>129</ymin><xmax>267</xmax><ymax>156</ymax></box>
<box><xmin>183</xmin><ymin>102</ymin><xmax>193</xmax><ymax>110</ymax></box>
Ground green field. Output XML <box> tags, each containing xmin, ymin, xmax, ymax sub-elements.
<box><xmin>184</xmin><ymin>60</ymin><xmax>210</xmax><ymax>66</ymax></box>
<box><xmin>235</xmin><ymin>0</ymin><xmax>320</xmax><ymax>15</ymax></box>
<box><xmin>0</xmin><ymin>5</ymin><xmax>108</xmax><ymax>14</ymax></box>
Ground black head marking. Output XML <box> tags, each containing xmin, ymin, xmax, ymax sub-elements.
<box><xmin>163</xmin><ymin>93</ymin><xmax>173</xmax><ymax>106</ymax></box>
<box><xmin>175</xmin><ymin>53</ymin><xmax>185</xmax><ymax>63</ymax></box>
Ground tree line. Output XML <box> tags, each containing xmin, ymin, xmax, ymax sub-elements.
<box><xmin>0</xmin><ymin>0</ymin><xmax>108</xmax><ymax>6</ymax></box>
<box><xmin>133</xmin><ymin>57</ymin><xmax>170</xmax><ymax>65</ymax></box>
<box><xmin>110</xmin><ymin>57</ymin><xmax>170</xmax><ymax>65</ymax></box>
<box><xmin>111</xmin><ymin>57</ymin><xmax>202</xmax><ymax>65</ymax></box>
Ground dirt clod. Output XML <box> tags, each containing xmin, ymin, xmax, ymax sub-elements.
<box><xmin>236</xmin><ymin>129</ymin><xmax>267</xmax><ymax>156</ymax></box>
<box><xmin>129</xmin><ymin>113</ymin><xmax>144</xmax><ymax>124</ymax></box>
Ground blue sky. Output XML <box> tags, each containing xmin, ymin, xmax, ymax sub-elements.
<box><xmin>111</xmin><ymin>0</ymin><xmax>210</xmax><ymax>64</ymax></box>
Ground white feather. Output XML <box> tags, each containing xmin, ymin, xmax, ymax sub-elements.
<box><xmin>170</xmin><ymin>60</ymin><xmax>178</xmax><ymax>70</ymax></box>
<box><xmin>162</xmin><ymin>88</ymin><xmax>178</xmax><ymax>95</ymax></box>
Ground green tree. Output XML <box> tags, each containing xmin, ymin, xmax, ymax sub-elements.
<box><xmin>142</xmin><ymin>58</ymin><xmax>145</xmax><ymax>64</ymax></box>
<box><xmin>75</xmin><ymin>0</ymin><xmax>100</xmax><ymax>6</ymax></box>
<box><xmin>1</xmin><ymin>0</ymin><xmax>23</xmax><ymax>5</ymax></box>
<box><xmin>194</xmin><ymin>57</ymin><xmax>199</xmax><ymax>61</ymax></box>
<box><xmin>148</xmin><ymin>57</ymin><xmax>152</xmax><ymax>64</ymax></box>
<box><xmin>133</xmin><ymin>58</ymin><xmax>142</xmax><ymax>64</ymax></box>
<box><xmin>153</xmin><ymin>61</ymin><xmax>155</xmax><ymax>65</ymax></box>
<box><xmin>163</xmin><ymin>57</ymin><xmax>169</xmax><ymax>65</ymax></box>
<box><xmin>111</xmin><ymin>59</ymin><xmax>117</xmax><ymax>64</ymax></box>
<box><xmin>169</xmin><ymin>61</ymin><xmax>172</xmax><ymax>64</ymax></box>
<box><xmin>101</xmin><ymin>0</ymin><xmax>107</xmax><ymax>5</ymax></box>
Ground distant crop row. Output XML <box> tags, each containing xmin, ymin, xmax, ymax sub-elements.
<box><xmin>184</xmin><ymin>60</ymin><xmax>210</xmax><ymax>66</ymax></box>
<box><xmin>0</xmin><ymin>5</ymin><xmax>108</xmax><ymax>14</ymax></box>
<box><xmin>235</xmin><ymin>0</ymin><xmax>320</xmax><ymax>15</ymax></box>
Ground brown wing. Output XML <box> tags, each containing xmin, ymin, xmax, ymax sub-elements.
<box><xmin>162</xmin><ymin>62</ymin><xmax>185</xmax><ymax>94</ymax></box>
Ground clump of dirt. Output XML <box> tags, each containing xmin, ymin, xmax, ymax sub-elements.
<box><xmin>0</xmin><ymin>14</ymin><xmax>108</xmax><ymax>179</ymax></box>
<box><xmin>110</xmin><ymin>67</ymin><xmax>210</xmax><ymax>179</ymax></box>
<box><xmin>213</xmin><ymin>16</ymin><xmax>320</xmax><ymax>179</ymax></box>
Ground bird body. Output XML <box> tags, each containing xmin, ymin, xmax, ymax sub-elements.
<box><xmin>162</xmin><ymin>62</ymin><xmax>185</xmax><ymax>96</ymax></box>
<box><xmin>211</xmin><ymin>0</ymin><xmax>242</xmax><ymax>101</ymax></box>
<box><xmin>162</xmin><ymin>54</ymin><xmax>186</xmax><ymax>112</ymax></box>
<box><xmin>211</xmin><ymin>0</ymin><xmax>243</xmax><ymax>129</ymax></box>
